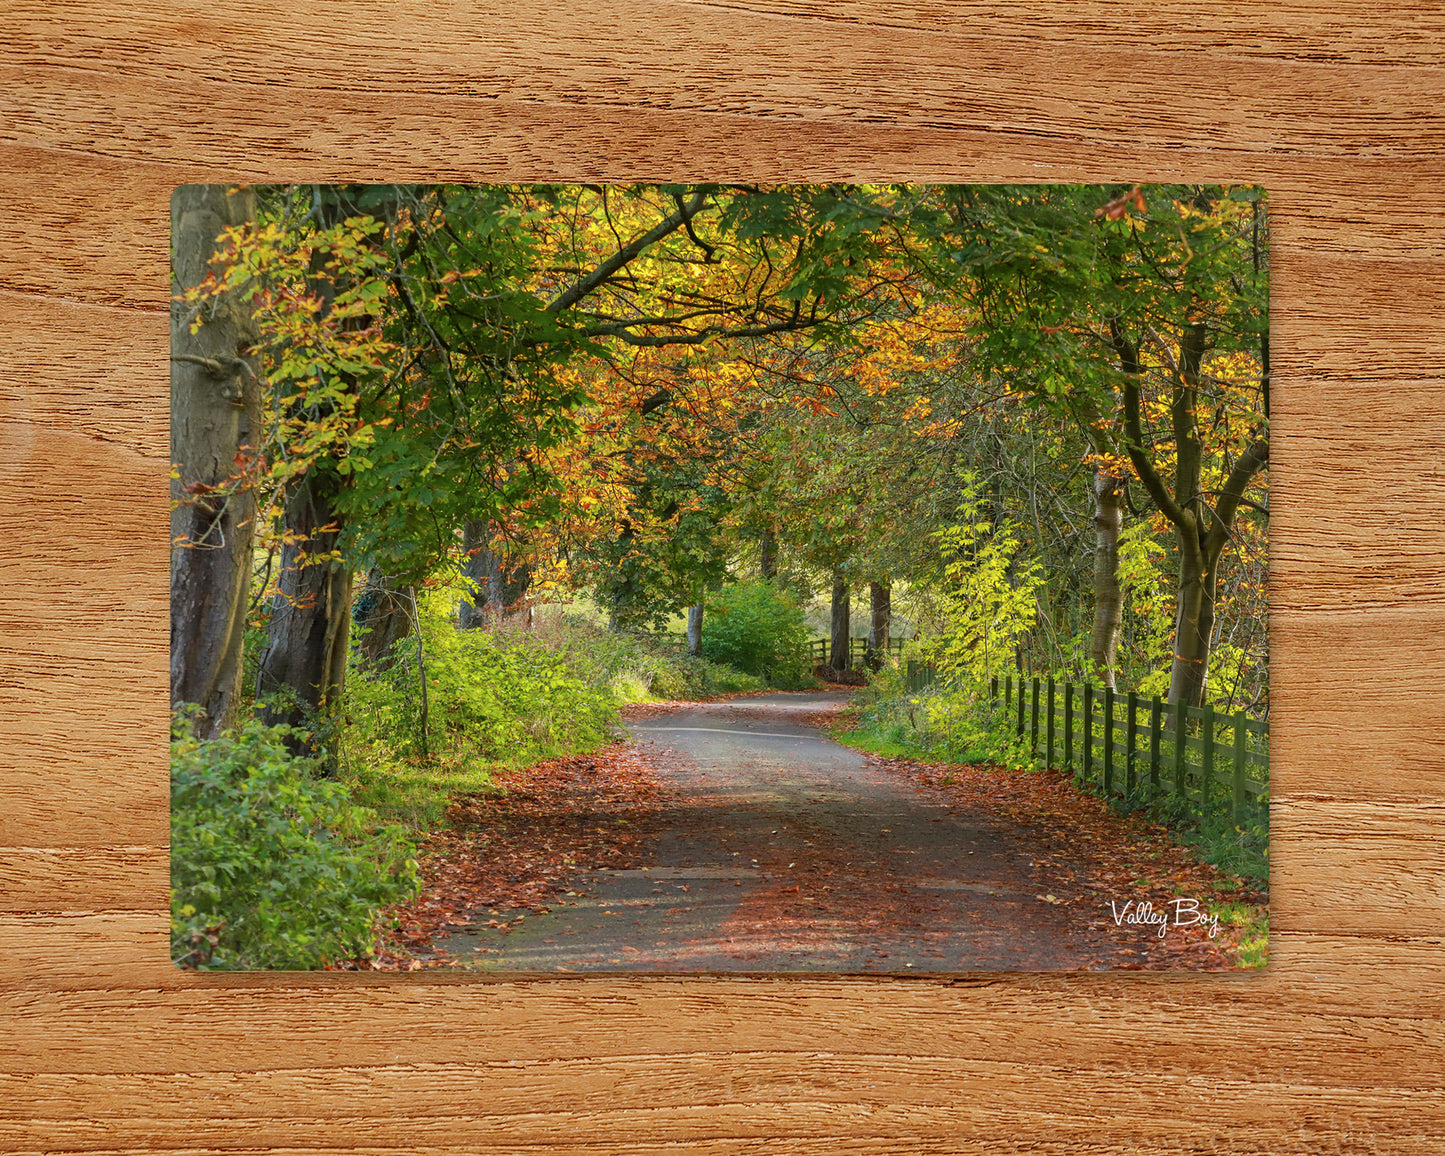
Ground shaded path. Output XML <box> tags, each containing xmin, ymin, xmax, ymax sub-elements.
<box><xmin>433</xmin><ymin>691</ymin><xmax>1135</xmax><ymax>971</ymax></box>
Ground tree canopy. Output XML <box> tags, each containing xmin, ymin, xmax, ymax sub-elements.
<box><xmin>171</xmin><ymin>182</ymin><xmax>1268</xmax><ymax>749</ymax></box>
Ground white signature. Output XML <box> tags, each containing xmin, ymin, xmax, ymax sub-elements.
<box><xmin>1109</xmin><ymin>898</ymin><xmax>1220</xmax><ymax>939</ymax></box>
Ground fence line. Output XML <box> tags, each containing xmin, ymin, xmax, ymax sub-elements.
<box><xmin>903</xmin><ymin>663</ymin><xmax>1268</xmax><ymax>819</ymax></box>
<box><xmin>809</xmin><ymin>636</ymin><xmax>905</xmax><ymax>665</ymax></box>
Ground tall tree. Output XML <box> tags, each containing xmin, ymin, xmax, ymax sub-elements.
<box><xmin>932</xmin><ymin>183</ymin><xmax>1268</xmax><ymax>702</ymax></box>
<box><xmin>169</xmin><ymin>185</ymin><xmax>262</xmax><ymax>737</ymax></box>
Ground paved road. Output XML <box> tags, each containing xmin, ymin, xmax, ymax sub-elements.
<box><xmin>434</xmin><ymin>691</ymin><xmax>1110</xmax><ymax>972</ymax></box>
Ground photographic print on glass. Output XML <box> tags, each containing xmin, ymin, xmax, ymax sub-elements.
<box><xmin>170</xmin><ymin>183</ymin><xmax>1269</xmax><ymax>972</ymax></box>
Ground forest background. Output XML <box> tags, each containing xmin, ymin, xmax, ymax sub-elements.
<box><xmin>168</xmin><ymin>182</ymin><xmax>1268</xmax><ymax>969</ymax></box>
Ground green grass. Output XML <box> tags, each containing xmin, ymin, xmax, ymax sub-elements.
<box><xmin>336</xmin><ymin>741</ymin><xmax>511</xmax><ymax>827</ymax></box>
<box><xmin>1213</xmin><ymin>901</ymin><xmax>1269</xmax><ymax>969</ymax></box>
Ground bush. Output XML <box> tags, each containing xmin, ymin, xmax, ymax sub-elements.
<box><xmin>701</xmin><ymin>580</ymin><xmax>813</xmax><ymax>688</ymax></box>
<box><xmin>544</xmin><ymin>615</ymin><xmax>764</xmax><ymax>701</ymax></box>
<box><xmin>171</xmin><ymin>713</ymin><xmax>420</xmax><ymax>970</ymax></box>
<box><xmin>349</xmin><ymin>617</ymin><xmax>616</xmax><ymax>765</ymax></box>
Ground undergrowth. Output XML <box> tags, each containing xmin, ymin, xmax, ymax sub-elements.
<box><xmin>170</xmin><ymin>710</ymin><xmax>421</xmax><ymax>970</ymax></box>
<box><xmin>838</xmin><ymin>664</ymin><xmax>1270</xmax><ymax>889</ymax></box>
<box><xmin>339</xmin><ymin>590</ymin><xmax>765</xmax><ymax>826</ymax></box>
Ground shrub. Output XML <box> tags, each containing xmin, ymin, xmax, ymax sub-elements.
<box><xmin>346</xmin><ymin>584</ymin><xmax>617</xmax><ymax>766</ymax></box>
<box><xmin>543</xmin><ymin>615</ymin><xmax>764</xmax><ymax>701</ymax></box>
<box><xmin>170</xmin><ymin>713</ymin><xmax>420</xmax><ymax>970</ymax></box>
<box><xmin>701</xmin><ymin>580</ymin><xmax>813</xmax><ymax>688</ymax></box>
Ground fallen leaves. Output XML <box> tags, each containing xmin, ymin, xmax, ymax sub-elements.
<box><xmin>866</xmin><ymin>752</ymin><xmax>1266</xmax><ymax>969</ymax></box>
<box><xmin>339</xmin><ymin>745</ymin><xmax>668</xmax><ymax>969</ymax></box>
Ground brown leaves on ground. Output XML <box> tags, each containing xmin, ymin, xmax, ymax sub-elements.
<box><xmin>344</xmin><ymin>704</ymin><xmax>1264</xmax><ymax>972</ymax></box>
<box><xmin>345</xmin><ymin>745</ymin><xmax>667</xmax><ymax>970</ymax></box>
<box><xmin>867</xmin><ymin>753</ymin><xmax>1266</xmax><ymax>970</ymax></box>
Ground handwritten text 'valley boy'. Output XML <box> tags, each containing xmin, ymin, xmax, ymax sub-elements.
<box><xmin>1109</xmin><ymin>899</ymin><xmax>1220</xmax><ymax>938</ymax></box>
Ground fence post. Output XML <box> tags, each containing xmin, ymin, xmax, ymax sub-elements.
<box><xmin>1082</xmin><ymin>684</ymin><xmax>1094</xmax><ymax>783</ymax></box>
<box><xmin>1100</xmin><ymin>687</ymin><xmax>1112</xmax><ymax>794</ymax></box>
<box><xmin>1232</xmin><ymin>711</ymin><xmax>1247</xmax><ymax>820</ymax></box>
<box><xmin>1150</xmin><ymin>696</ymin><xmax>1163</xmax><ymax>794</ymax></box>
<box><xmin>1173</xmin><ymin>697</ymin><xmax>1187</xmax><ymax>796</ymax></box>
<box><xmin>1126</xmin><ymin>690</ymin><xmax>1138</xmax><ymax>797</ymax></box>
<box><xmin>1046</xmin><ymin>677</ymin><xmax>1056</xmax><ymax>768</ymax></box>
<box><xmin>1030</xmin><ymin>678</ymin><xmax>1040</xmax><ymax>756</ymax></box>
<box><xmin>1063</xmin><ymin>682</ymin><xmax>1074</xmax><ymax>771</ymax></box>
<box><xmin>1014</xmin><ymin>677</ymin><xmax>1023</xmax><ymax>739</ymax></box>
<box><xmin>1202</xmin><ymin>703</ymin><xmax>1216</xmax><ymax>803</ymax></box>
<box><xmin>1005</xmin><ymin>676</ymin><xmax>1012</xmax><ymax>724</ymax></box>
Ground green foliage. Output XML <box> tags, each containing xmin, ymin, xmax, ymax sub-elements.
<box><xmin>170</xmin><ymin>711</ymin><xmax>420</xmax><ymax>970</ymax></box>
<box><xmin>346</xmin><ymin>582</ymin><xmax>616</xmax><ymax>771</ymax></box>
<box><xmin>340</xmin><ymin>591</ymin><xmax>765</xmax><ymax>825</ymax></box>
<box><xmin>548</xmin><ymin>616</ymin><xmax>764</xmax><ymax>701</ymax></box>
<box><xmin>701</xmin><ymin>580</ymin><xmax>814</xmax><ymax>689</ymax></box>
<box><xmin>1115</xmin><ymin>521</ymin><xmax>1176</xmax><ymax>696</ymax></box>
<box><xmin>913</xmin><ymin>473</ymin><xmax>1044</xmax><ymax>685</ymax></box>
<box><xmin>844</xmin><ymin>675</ymin><xmax>1033</xmax><ymax>768</ymax></box>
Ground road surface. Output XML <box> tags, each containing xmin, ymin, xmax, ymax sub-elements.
<box><xmin>432</xmin><ymin>691</ymin><xmax>1119</xmax><ymax>971</ymax></box>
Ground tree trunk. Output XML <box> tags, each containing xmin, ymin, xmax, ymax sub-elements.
<box><xmin>492</xmin><ymin>554</ymin><xmax>533</xmax><ymax>631</ymax></box>
<box><xmin>169</xmin><ymin>184</ymin><xmax>262</xmax><ymax>738</ymax></box>
<box><xmin>459</xmin><ymin>518</ymin><xmax>492</xmax><ymax>629</ymax></box>
<box><xmin>353</xmin><ymin>567</ymin><xmax>415</xmax><ymax>672</ymax></box>
<box><xmin>1089</xmin><ymin>466</ymin><xmax>1126</xmax><ymax>690</ymax></box>
<box><xmin>865</xmin><ymin>582</ymin><xmax>891</xmax><ymax>670</ymax></box>
<box><xmin>253</xmin><ymin>190</ymin><xmax>382</xmax><ymax>759</ymax></box>
<box><xmin>465</xmin><ymin>520</ymin><xmax>534</xmax><ymax>631</ymax></box>
<box><xmin>1169</xmin><ymin>512</ymin><xmax>1215</xmax><ymax>708</ymax></box>
<box><xmin>759</xmin><ymin>525</ymin><xmax>778</xmax><ymax>580</ymax></box>
<box><xmin>254</xmin><ymin>468</ymin><xmax>352</xmax><ymax>757</ymax></box>
<box><xmin>609</xmin><ymin>520</ymin><xmax>637</xmax><ymax>630</ymax></box>
<box><xmin>1118</xmin><ymin>316</ymin><xmax>1268</xmax><ymax>708</ymax></box>
<box><xmin>686</xmin><ymin>604</ymin><xmax>703</xmax><ymax>656</ymax></box>
<box><xmin>829</xmin><ymin>573</ymin><xmax>850</xmax><ymax>670</ymax></box>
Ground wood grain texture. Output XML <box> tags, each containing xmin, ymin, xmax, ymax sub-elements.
<box><xmin>2</xmin><ymin>2</ymin><xmax>1442</xmax><ymax>1151</ymax></box>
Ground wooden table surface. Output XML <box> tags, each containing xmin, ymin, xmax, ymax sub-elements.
<box><xmin>2</xmin><ymin>3</ymin><xmax>1443</xmax><ymax>1152</ymax></box>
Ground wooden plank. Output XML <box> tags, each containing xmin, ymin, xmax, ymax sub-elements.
<box><xmin>0</xmin><ymin>848</ymin><xmax>166</xmax><ymax>911</ymax></box>
<box><xmin>2</xmin><ymin>1</ymin><xmax>1444</xmax><ymax>1151</ymax></box>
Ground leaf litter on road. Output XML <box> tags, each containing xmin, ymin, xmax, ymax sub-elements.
<box><xmin>346</xmin><ymin>696</ymin><xmax>1264</xmax><ymax>971</ymax></box>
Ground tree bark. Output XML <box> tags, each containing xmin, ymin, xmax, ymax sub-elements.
<box><xmin>169</xmin><ymin>184</ymin><xmax>262</xmax><ymax>738</ymax></box>
<box><xmin>462</xmin><ymin>520</ymin><xmax>533</xmax><ymax>631</ymax></box>
<box><xmin>1089</xmin><ymin>466</ymin><xmax>1126</xmax><ymax>690</ymax></box>
<box><xmin>353</xmin><ymin>567</ymin><xmax>415</xmax><ymax>672</ymax></box>
<box><xmin>459</xmin><ymin>518</ymin><xmax>492</xmax><ymax>629</ymax></box>
<box><xmin>759</xmin><ymin>525</ymin><xmax>778</xmax><ymax>581</ymax></box>
<box><xmin>865</xmin><ymin>582</ymin><xmax>891</xmax><ymax>670</ymax></box>
<box><xmin>608</xmin><ymin>519</ymin><xmax>638</xmax><ymax>630</ymax></box>
<box><xmin>829</xmin><ymin>573</ymin><xmax>851</xmax><ymax>670</ymax></box>
<box><xmin>686</xmin><ymin>604</ymin><xmax>703</xmax><ymax>656</ymax></box>
<box><xmin>492</xmin><ymin>555</ymin><xmax>533</xmax><ymax>631</ymax></box>
<box><xmin>254</xmin><ymin>468</ymin><xmax>352</xmax><ymax>753</ymax></box>
<box><xmin>1168</xmin><ymin>510</ymin><xmax>1215</xmax><ymax>708</ymax></box>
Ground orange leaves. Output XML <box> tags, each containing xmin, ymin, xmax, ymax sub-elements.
<box><xmin>1082</xmin><ymin>451</ymin><xmax>1135</xmax><ymax>479</ymax></box>
<box><xmin>1095</xmin><ymin>185</ymin><xmax>1148</xmax><ymax>222</ymax></box>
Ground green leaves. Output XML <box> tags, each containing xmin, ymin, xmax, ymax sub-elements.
<box><xmin>915</xmin><ymin>471</ymin><xmax>1045</xmax><ymax>686</ymax></box>
<box><xmin>701</xmin><ymin>580</ymin><xmax>814</xmax><ymax>688</ymax></box>
<box><xmin>170</xmin><ymin>716</ymin><xmax>421</xmax><ymax>970</ymax></box>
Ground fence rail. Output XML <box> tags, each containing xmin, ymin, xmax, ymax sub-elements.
<box><xmin>809</xmin><ymin>636</ymin><xmax>906</xmax><ymax>665</ymax></box>
<box><xmin>904</xmin><ymin>664</ymin><xmax>1268</xmax><ymax>819</ymax></box>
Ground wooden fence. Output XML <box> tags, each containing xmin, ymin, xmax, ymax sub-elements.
<box><xmin>809</xmin><ymin>636</ymin><xmax>906</xmax><ymax>665</ymax></box>
<box><xmin>905</xmin><ymin>664</ymin><xmax>1268</xmax><ymax>819</ymax></box>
